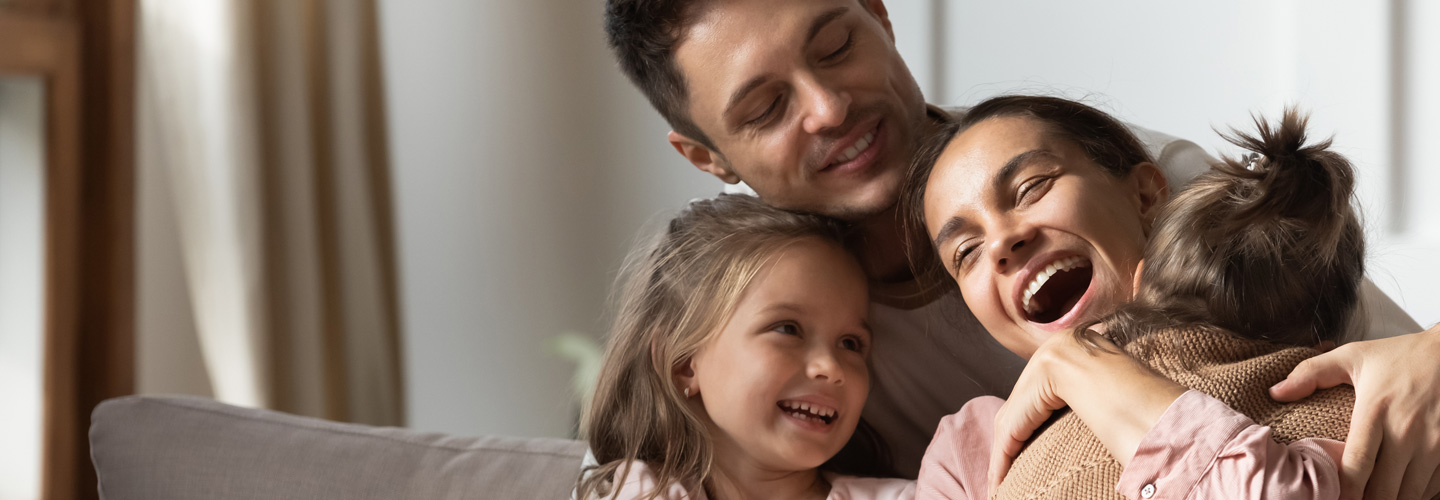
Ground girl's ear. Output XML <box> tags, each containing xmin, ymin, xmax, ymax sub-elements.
<box><xmin>654</xmin><ymin>337</ymin><xmax>700</xmax><ymax>396</ymax></box>
<box><xmin>1131</xmin><ymin>162</ymin><xmax>1170</xmax><ymax>234</ymax></box>
<box><xmin>672</xmin><ymin>357</ymin><xmax>698</xmax><ymax>397</ymax></box>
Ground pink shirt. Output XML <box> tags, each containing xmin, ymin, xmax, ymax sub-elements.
<box><xmin>605</xmin><ymin>461</ymin><xmax>917</xmax><ymax>500</ymax></box>
<box><xmin>600</xmin><ymin>391</ymin><xmax>1342</xmax><ymax>500</ymax></box>
<box><xmin>915</xmin><ymin>391</ymin><xmax>1345</xmax><ymax>500</ymax></box>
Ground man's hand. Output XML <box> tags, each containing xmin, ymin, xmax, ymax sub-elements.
<box><xmin>1270</xmin><ymin>324</ymin><xmax>1440</xmax><ymax>500</ymax></box>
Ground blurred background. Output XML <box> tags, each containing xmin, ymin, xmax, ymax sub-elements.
<box><xmin>1</xmin><ymin>1</ymin><xmax>1437</xmax><ymax>498</ymax></box>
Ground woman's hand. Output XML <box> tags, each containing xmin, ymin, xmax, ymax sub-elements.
<box><xmin>1269</xmin><ymin>324</ymin><xmax>1440</xmax><ymax>500</ymax></box>
<box><xmin>988</xmin><ymin>331</ymin><xmax>1186</xmax><ymax>491</ymax></box>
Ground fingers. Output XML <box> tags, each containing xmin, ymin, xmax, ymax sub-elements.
<box><xmin>1362</xmin><ymin>441</ymin><xmax>1407</xmax><ymax>500</ymax></box>
<box><xmin>1270</xmin><ymin>350</ymin><xmax>1357</xmax><ymax>402</ymax></box>
<box><xmin>1340</xmin><ymin>406</ymin><xmax>1384</xmax><ymax>500</ymax></box>
<box><xmin>1395</xmin><ymin>450</ymin><xmax>1440</xmax><ymax>500</ymax></box>
<box><xmin>988</xmin><ymin>383</ymin><xmax>1063</xmax><ymax>492</ymax></box>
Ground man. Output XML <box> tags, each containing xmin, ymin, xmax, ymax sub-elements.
<box><xmin>604</xmin><ymin>0</ymin><xmax>1440</xmax><ymax>497</ymax></box>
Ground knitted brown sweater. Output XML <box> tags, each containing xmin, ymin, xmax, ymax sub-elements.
<box><xmin>992</xmin><ymin>328</ymin><xmax>1355</xmax><ymax>500</ymax></box>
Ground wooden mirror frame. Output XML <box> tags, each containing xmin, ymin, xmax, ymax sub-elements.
<box><xmin>0</xmin><ymin>1</ymin><xmax>135</xmax><ymax>499</ymax></box>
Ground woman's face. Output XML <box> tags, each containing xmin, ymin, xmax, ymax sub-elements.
<box><xmin>922</xmin><ymin>116</ymin><xmax>1168</xmax><ymax>359</ymax></box>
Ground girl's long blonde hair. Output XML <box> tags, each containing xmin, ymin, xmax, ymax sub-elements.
<box><xmin>577</xmin><ymin>194</ymin><xmax>863</xmax><ymax>500</ymax></box>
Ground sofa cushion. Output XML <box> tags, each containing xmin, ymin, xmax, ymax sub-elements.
<box><xmin>90</xmin><ymin>395</ymin><xmax>586</xmax><ymax>500</ymax></box>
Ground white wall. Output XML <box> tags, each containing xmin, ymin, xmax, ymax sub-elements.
<box><xmin>378</xmin><ymin>0</ymin><xmax>717</xmax><ymax>438</ymax></box>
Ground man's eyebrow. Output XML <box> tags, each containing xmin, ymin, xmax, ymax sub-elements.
<box><xmin>806</xmin><ymin>7</ymin><xmax>849</xmax><ymax>44</ymax></box>
<box><xmin>931</xmin><ymin>149</ymin><xmax>1052</xmax><ymax>250</ymax></box>
<box><xmin>721</xmin><ymin>7</ymin><xmax>849</xmax><ymax>119</ymax></box>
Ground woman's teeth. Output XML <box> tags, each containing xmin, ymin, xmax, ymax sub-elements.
<box><xmin>1023</xmin><ymin>256</ymin><xmax>1089</xmax><ymax>314</ymax></box>
<box><xmin>778</xmin><ymin>400</ymin><xmax>836</xmax><ymax>423</ymax></box>
<box><xmin>835</xmin><ymin>129</ymin><xmax>876</xmax><ymax>164</ymax></box>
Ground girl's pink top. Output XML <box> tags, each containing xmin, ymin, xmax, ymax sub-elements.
<box><xmin>605</xmin><ymin>461</ymin><xmax>916</xmax><ymax>499</ymax></box>
<box><xmin>915</xmin><ymin>391</ymin><xmax>1346</xmax><ymax>500</ymax></box>
<box><xmin>601</xmin><ymin>390</ymin><xmax>1342</xmax><ymax>500</ymax></box>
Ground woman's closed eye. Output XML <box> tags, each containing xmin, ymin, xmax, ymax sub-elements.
<box><xmin>953</xmin><ymin>240</ymin><xmax>981</xmax><ymax>273</ymax></box>
<box><xmin>1017</xmin><ymin>176</ymin><xmax>1055</xmax><ymax>207</ymax></box>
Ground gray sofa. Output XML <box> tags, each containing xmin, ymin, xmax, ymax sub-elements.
<box><xmin>89</xmin><ymin>396</ymin><xmax>587</xmax><ymax>499</ymax></box>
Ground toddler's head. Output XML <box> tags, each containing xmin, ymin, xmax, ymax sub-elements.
<box><xmin>581</xmin><ymin>194</ymin><xmax>882</xmax><ymax>499</ymax></box>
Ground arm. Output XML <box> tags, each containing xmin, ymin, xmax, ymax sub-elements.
<box><xmin>990</xmin><ymin>333</ymin><xmax>1344</xmax><ymax>499</ymax></box>
<box><xmin>1117</xmin><ymin>390</ymin><xmax>1344</xmax><ymax>500</ymax></box>
<box><xmin>1270</xmin><ymin>323</ymin><xmax>1440</xmax><ymax>500</ymax></box>
<box><xmin>915</xmin><ymin>397</ymin><xmax>1004</xmax><ymax>500</ymax></box>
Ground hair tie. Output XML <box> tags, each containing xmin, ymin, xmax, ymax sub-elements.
<box><xmin>1243</xmin><ymin>152</ymin><xmax>1263</xmax><ymax>171</ymax></box>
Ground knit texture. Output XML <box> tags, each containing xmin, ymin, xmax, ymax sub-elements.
<box><xmin>993</xmin><ymin>328</ymin><xmax>1355</xmax><ymax>500</ymax></box>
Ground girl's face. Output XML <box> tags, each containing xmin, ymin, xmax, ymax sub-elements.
<box><xmin>922</xmin><ymin>116</ymin><xmax>1167</xmax><ymax>359</ymax></box>
<box><xmin>685</xmin><ymin>237</ymin><xmax>871</xmax><ymax>472</ymax></box>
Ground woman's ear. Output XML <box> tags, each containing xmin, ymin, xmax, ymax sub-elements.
<box><xmin>1131</xmin><ymin>162</ymin><xmax>1170</xmax><ymax>233</ymax></box>
<box><xmin>1131</xmin><ymin>259</ymin><xmax>1145</xmax><ymax>300</ymax></box>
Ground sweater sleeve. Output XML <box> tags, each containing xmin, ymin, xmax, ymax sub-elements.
<box><xmin>1116</xmin><ymin>390</ymin><xmax>1344</xmax><ymax>500</ymax></box>
<box><xmin>914</xmin><ymin>396</ymin><xmax>1003</xmax><ymax>500</ymax></box>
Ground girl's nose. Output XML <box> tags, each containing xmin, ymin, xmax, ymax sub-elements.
<box><xmin>807</xmin><ymin>350</ymin><xmax>845</xmax><ymax>385</ymax></box>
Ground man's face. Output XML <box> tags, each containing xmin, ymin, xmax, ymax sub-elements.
<box><xmin>671</xmin><ymin>0</ymin><xmax>927</xmax><ymax>222</ymax></box>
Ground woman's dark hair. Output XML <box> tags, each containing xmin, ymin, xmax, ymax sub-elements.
<box><xmin>1086</xmin><ymin>108</ymin><xmax>1365</xmax><ymax>347</ymax></box>
<box><xmin>901</xmin><ymin>95</ymin><xmax>1154</xmax><ymax>296</ymax></box>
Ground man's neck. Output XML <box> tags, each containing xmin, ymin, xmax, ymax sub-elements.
<box><xmin>849</xmin><ymin>207</ymin><xmax>914</xmax><ymax>285</ymax></box>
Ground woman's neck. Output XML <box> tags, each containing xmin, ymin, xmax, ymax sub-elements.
<box><xmin>707</xmin><ymin>443</ymin><xmax>830</xmax><ymax>500</ymax></box>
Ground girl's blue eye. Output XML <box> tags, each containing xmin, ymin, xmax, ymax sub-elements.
<box><xmin>773</xmin><ymin>323</ymin><xmax>800</xmax><ymax>335</ymax></box>
<box><xmin>840</xmin><ymin>336</ymin><xmax>864</xmax><ymax>352</ymax></box>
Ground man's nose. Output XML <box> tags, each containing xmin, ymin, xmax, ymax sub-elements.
<box><xmin>799</xmin><ymin>79</ymin><xmax>850</xmax><ymax>134</ymax></box>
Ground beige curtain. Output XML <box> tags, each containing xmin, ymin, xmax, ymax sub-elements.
<box><xmin>137</xmin><ymin>0</ymin><xmax>403</xmax><ymax>425</ymax></box>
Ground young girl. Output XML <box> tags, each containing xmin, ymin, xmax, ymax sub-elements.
<box><xmin>909</xmin><ymin>97</ymin><xmax>1371</xmax><ymax>499</ymax></box>
<box><xmin>576</xmin><ymin>194</ymin><xmax>918</xmax><ymax>500</ymax></box>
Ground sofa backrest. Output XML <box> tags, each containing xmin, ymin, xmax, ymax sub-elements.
<box><xmin>90</xmin><ymin>395</ymin><xmax>587</xmax><ymax>499</ymax></box>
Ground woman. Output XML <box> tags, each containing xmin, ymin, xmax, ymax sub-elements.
<box><xmin>904</xmin><ymin>95</ymin><xmax>1440</xmax><ymax>499</ymax></box>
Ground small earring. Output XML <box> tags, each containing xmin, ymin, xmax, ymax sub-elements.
<box><xmin>683</xmin><ymin>388</ymin><xmax>691</xmax><ymax>398</ymax></box>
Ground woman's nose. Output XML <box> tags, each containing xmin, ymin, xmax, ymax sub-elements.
<box><xmin>990</xmin><ymin>225</ymin><xmax>1036</xmax><ymax>271</ymax></box>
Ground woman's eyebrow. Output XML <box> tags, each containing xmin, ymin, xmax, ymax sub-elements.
<box><xmin>991</xmin><ymin>149</ymin><xmax>1053</xmax><ymax>195</ymax></box>
<box><xmin>933</xmin><ymin>216</ymin><xmax>969</xmax><ymax>250</ymax></box>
